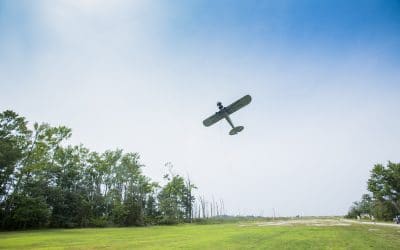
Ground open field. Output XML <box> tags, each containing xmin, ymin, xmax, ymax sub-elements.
<box><xmin>0</xmin><ymin>219</ymin><xmax>399</xmax><ymax>249</ymax></box>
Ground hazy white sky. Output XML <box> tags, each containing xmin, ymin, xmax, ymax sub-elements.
<box><xmin>1</xmin><ymin>0</ymin><xmax>400</xmax><ymax>216</ymax></box>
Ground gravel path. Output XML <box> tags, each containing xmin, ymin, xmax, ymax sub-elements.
<box><xmin>240</xmin><ymin>219</ymin><xmax>400</xmax><ymax>228</ymax></box>
<box><xmin>341</xmin><ymin>219</ymin><xmax>400</xmax><ymax>228</ymax></box>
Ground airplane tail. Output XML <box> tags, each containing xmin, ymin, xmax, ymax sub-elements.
<box><xmin>229</xmin><ymin>126</ymin><xmax>244</xmax><ymax>135</ymax></box>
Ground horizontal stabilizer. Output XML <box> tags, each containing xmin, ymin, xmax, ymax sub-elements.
<box><xmin>229</xmin><ymin>126</ymin><xmax>244</xmax><ymax>135</ymax></box>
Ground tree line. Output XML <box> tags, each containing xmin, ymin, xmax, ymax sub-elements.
<box><xmin>347</xmin><ymin>162</ymin><xmax>400</xmax><ymax>220</ymax></box>
<box><xmin>0</xmin><ymin>110</ymin><xmax>196</xmax><ymax>229</ymax></box>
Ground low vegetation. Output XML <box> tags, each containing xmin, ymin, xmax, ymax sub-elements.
<box><xmin>1</xmin><ymin>219</ymin><xmax>399</xmax><ymax>249</ymax></box>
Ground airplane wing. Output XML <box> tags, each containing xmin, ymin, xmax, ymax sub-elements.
<box><xmin>203</xmin><ymin>112</ymin><xmax>224</xmax><ymax>127</ymax></box>
<box><xmin>225</xmin><ymin>95</ymin><xmax>252</xmax><ymax>115</ymax></box>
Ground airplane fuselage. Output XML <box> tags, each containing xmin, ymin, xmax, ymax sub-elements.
<box><xmin>217</xmin><ymin>103</ymin><xmax>236</xmax><ymax>129</ymax></box>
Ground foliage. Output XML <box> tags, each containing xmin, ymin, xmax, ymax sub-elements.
<box><xmin>346</xmin><ymin>194</ymin><xmax>373</xmax><ymax>219</ymax></box>
<box><xmin>158</xmin><ymin>164</ymin><xmax>196</xmax><ymax>224</ymax></box>
<box><xmin>368</xmin><ymin>162</ymin><xmax>400</xmax><ymax>214</ymax></box>
<box><xmin>0</xmin><ymin>110</ymin><xmax>196</xmax><ymax>229</ymax></box>
<box><xmin>4</xmin><ymin>194</ymin><xmax>50</xmax><ymax>229</ymax></box>
<box><xmin>347</xmin><ymin>162</ymin><xmax>400</xmax><ymax>220</ymax></box>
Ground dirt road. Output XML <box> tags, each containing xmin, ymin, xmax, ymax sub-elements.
<box><xmin>341</xmin><ymin>219</ymin><xmax>400</xmax><ymax>228</ymax></box>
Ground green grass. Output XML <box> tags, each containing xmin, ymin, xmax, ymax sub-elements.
<box><xmin>0</xmin><ymin>220</ymin><xmax>399</xmax><ymax>249</ymax></box>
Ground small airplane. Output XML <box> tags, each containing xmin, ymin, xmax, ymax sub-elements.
<box><xmin>203</xmin><ymin>95</ymin><xmax>252</xmax><ymax>135</ymax></box>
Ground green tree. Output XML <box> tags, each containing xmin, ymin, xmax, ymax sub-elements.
<box><xmin>47</xmin><ymin>145</ymin><xmax>91</xmax><ymax>228</ymax></box>
<box><xmin>158</xmin><ymin>164</ymin><xmax>196</xmax><ymax>224</ymax></box>
<box><xmin>1</xmin><ymin>110</ymin><xmax>198</xmax><ymax>229</ymax></box>
<box><xmin>368</xmin><ymin>162</ymin><xmax>400</xmax><ymax>216</ymax></box>
<box><xmin>0</xmin><ymin>110</ymin><xmax>31</xmax><ymax>226</ymax></box>
<box><xmin>7</xmin><ymin>194</ymin><xmax>50</xmax><ymax>229</ymax></box>
<box><xmin>346</xmin><ymin>194</ymin><xmax>373</xmax><ymax>218</ymax></box>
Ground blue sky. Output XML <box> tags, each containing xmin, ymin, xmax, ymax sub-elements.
<box><xmin>167</xmin><ymin>1</ymin><xmax>400</xmax><ymax>61</ymax></box>
<box><xmin>1</xmin><ymin>0</ymin><xmax>400</xmax><ymax>216</ymax></box>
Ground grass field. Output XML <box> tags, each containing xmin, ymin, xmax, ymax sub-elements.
<box><xmin>0</xmin><ymin>219</ymin><xmax>399</xmax><ymax>249</ymax></box>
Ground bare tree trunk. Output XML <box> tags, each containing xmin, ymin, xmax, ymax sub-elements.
<box><xmin>198</xmin><ymin>204</ymin><xmax>201</xmax><ymax>218</ymax></box>
<box><xmin>220</xmin><ymin>199</ymin><xmax>225</xmax><ymax>216</ymax></box>
<box><xmin>199</xmin><ymin>196</ymin><xmax>206</xmax><ymax>219</ymax></box>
